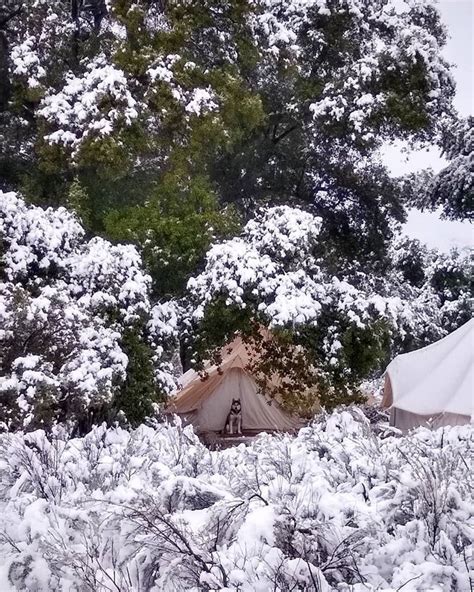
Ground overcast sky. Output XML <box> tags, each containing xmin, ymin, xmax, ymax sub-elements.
<box><xmin>382</xmin><ymin>0</ymin><xmax>473</xmax><ymax>252</ymax></box>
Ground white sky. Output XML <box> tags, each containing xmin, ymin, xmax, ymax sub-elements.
<box><xmin>382</xmin><ymin>0</ymin><xmax>473</xmax><ymax>252</ymax></box>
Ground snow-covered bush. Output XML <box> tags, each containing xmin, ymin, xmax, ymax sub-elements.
<box><xmin>0</xmin><ymin>412</ymin><xmax>471</xmax><ymax>591</ymax></box>
<box><xmin>0</xmin><ymin>191</ymin><xmax>178</xmax><ymax>432</ymax></box>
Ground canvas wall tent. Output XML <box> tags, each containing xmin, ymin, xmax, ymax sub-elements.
<box><xmin>166</xmin><ymin>334</ymin><xmax>305</xmax><ymax>434</ymax></box>
<box><xmin>382</xmin><ymin>319</ymin><xmax>474</xmax><ymax>431</ymax></box>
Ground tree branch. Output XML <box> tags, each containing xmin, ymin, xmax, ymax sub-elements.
<box><xmin>272</xmin><ymin>124</ymin><xmax>298</xmax><ymax>144</ymax></box>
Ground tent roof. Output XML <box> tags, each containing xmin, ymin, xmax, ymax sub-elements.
<box><xmin>167</xmin><ymin>334</ymin><xmax>253</xmax><ymax>414</ymax></box>
<box><xmin>166</xmin><ymin>331</ymin><xmax>311</xmax><ymax>424</ymax></box>
<box><xmin>383</xmin><ymin>319</ymin><xmax>474</xmax><ymax>418</ymax></box>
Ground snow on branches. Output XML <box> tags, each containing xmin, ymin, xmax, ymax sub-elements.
<box><xmin>187</xmin><ymin>206</ymin><xmax>471</xmax><ymax>401</ymax></box>
<box><xmin>428</xmin><ymin>117</ymin><xmax>473</xmax><ymax>220</ymax></box>
<box><xmin>189</xmin><ymin>206</ymin><xmax>431</xmax><ymax>333</ymax></box>
<box><xmin>0</xmin><ymin>191</ymin><xmax>178</xmax><ymax>431</ymax></box>
<box><xmin>4</xmin><ymin>0</ymin><xmax>455</xmax><ymax>160</ymax></box>
<box><xmin>188</xmin><ymin>206</ymin><xmax>326</xmax><ymax>325</ymax></box>
<box><xmin>0</xmin><ymin>281</ymin><xmax>128</xmax><ymax>430</ymax></box>
<box><xmin>251</xmin><ymin>0</ymin><xmax>454</xmax><ymax>140</ymax></box>
<box><xmin>39</xmin><ymin>59</ymin><xmax>139</xmax><ymax>151</ymax></box>
<box><xmin>0</xmin><ymin>412</ymin><xmax>471</xmax><ymax>591</ymax></box>
<box><xmin>0</xmin><ymin>191</ymin><xmax>84</xmax><ymax>279</ymax></box>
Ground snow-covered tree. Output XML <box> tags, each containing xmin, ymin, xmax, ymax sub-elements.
<box><xmin>0</xmin><ymin>191</ymin><xmax>178</xmax><ymax>432</ymax></box>
<box><xmin>0</xmin><ymin>0</ymin><xmax>456</xmax><ymax>273</ymax></box>
<box><xmin>186</xmin><ymin>206</ymin><xmax>471</xmax><ymax>410</ymax></box>
<box><xmin>402</xmin><ymin>116</ymin><xmax>473</xmax><ymax>221</ymax></box>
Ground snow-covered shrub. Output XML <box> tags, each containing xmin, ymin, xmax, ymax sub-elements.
<box><xmin>0</xmin><ymin>282</ymin><xmax>127</xmax><ymax>431</ymax></box>
<box><xmin>0</xmin><ymin>412</ymin><xmax>471</xmax><ymax>591</ymax></box>
<box><xmin>0</xmin><ymin>191</ymin><xmax>178</xmax><ymax>432</ymax></box>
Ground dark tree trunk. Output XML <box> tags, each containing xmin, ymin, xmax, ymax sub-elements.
<box><xmin>0</xmin><ymin>31</ymin><xmax>9</xmax><ymax>112</ymax></box>
<box><xmin>0</xmin><ymin>5</ymin><xmax>23</xmax><ymax>112</ymax></box>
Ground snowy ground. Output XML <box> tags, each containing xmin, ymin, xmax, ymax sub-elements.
<box><xmin>0</xmin><ymin>410</ymin><xmax>472</xmax><ymax>592</ymax></box>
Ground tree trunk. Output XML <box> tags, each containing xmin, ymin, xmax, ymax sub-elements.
<box><xmin>0</xmin><ymin>31</ymin><xmax>9</xmax><ymax>112</ymax></box>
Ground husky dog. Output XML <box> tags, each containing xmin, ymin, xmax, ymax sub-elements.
<box><xmin>224</xmin><ymin>398</ymin><xmax>242</xmax><ymax>435</ymax></box>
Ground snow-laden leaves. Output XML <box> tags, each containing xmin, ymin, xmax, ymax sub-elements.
<box><xmin>252</xmin><ymin>0</ymin><xmax>453</xmax><ymax>139</ymax></box>
<box><xmin>4</xmin><ymin>0</ymin><xmax>454</xmax><ymax>158</ymax></box>
<box><xmin>0</xmin><ymin>412</ymin><xmax>471</xmax><ymax>591</ymax></box>
<box><xmin>39</xmin><ymin>58</ymin><xmax>139</xmax><ymax>151</ymax></box>
<box><xmin>426</xmin><ymin>117</ymin><xmax>473</xmax><ymax>220</ymax></box>
<box><xmin>0</xmin><ymin>281</ymin><xmax>128</xmax><ymax>430</ymax></box>
<box><xmin>0</xmin><ymin>191</ymin><xmax>178</xmax><ymax>431</ymax></box>
<box><xmin>188</xmin><ymin>205</ymin><xmax>462</xmax><ymax>341</ymax></box>
<box><xmin>0</xmin><ymin>192</ymin><xmax>84</xmax><ymax>280</ymax></box>
<box><xmin>0</xmin><ymin>191</ymin><xmax>151</xmax><ymax>322</ymax></box>
<box><xmin>186</xmin><ymin>206</ymin><xmax>472</xmax><ymax>407</ymax></box>
<box><xmin>187</xmin><ymin>206</ymin><xmax>326</xmax><ymax>325</ymax></box>
<box><xmin>0</xmin><ymin>0</ymin><xmax>458</xmax><ymax>284</ymax></box>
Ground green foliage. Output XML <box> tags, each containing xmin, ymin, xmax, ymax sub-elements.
<box><xmin>296</xmin><ymin>318</ymin><xmax>390</xmax><ymax>411</ymax></box>
<box><xmin>2</xmin><ymin>0</ymin><xmax>454</xmax><ymax>245</ymax></box>
<box><xmin>401</xmin><ymin>117</ymin><xmax>473</xmax><ymax>221</ymax></box>
<box><xmin>112</xmin><ymin>324</ymin><xmax>163</xmax><ymax>428</ymax></box>
<box><xmin>188</xmin><ymin>299</ymin><xmax>256</xmax><ymax>366</ymax></box>
<box><xmin>390</xmin><ymin>238</ymin><xmax>429</xmax><ymax>288</ymax></box>
<box><xmin>105</xmin><ymin>175</ymin><xmax>241</xmax><ymax>297</ymax></box>
<box><xmin>67</xmin><ymin>178</ymin><xmax>92</xmax><ymax>227</ymax></box>
<box><xmin>339</xmin><ymin>320</ymin><xmax>392</xmax><ymax>383</ymax></box>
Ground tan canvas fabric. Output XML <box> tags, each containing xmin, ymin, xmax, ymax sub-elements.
<box><xmin>166</xmin><ymin>333</ymin><xmax>304</xmax><ymax>432</ymax></box>
<box><xmin>166</xmin><ymin>339</ymin><xmax>249</xmax><ymax>414</ymax></box>
<box><xmin>195</xmin><ymin>368</ymin><xmax>300</xmax><ymax>431</ymax></box>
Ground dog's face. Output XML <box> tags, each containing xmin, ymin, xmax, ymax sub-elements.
<box><xmin>230</xmin><ymin>398</ymin><xmax>241</xmax><ymax>414</ymax></box>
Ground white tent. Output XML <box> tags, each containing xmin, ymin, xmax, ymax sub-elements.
<box><xmin>382</xmin><ymin>319</ymin><xmax>474</xmax><ymax>431</ymax></box>
<box><xmin>166</xmin><ymin>334</ymin><xmax>305</xmax><ymax>434</ymax></box>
